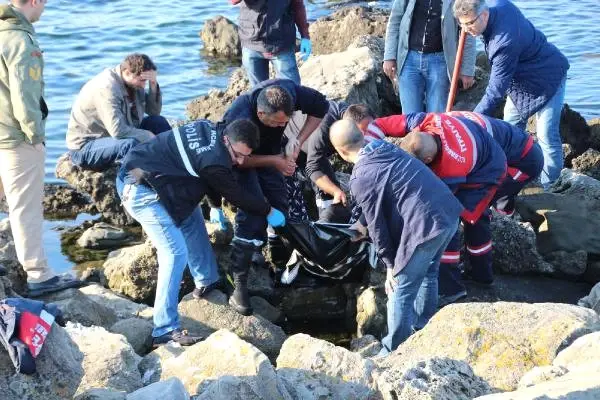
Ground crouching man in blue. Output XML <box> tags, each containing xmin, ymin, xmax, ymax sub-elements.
<box><xmin>116</xmin><ymin>119</ymin><xmax>286</xmax><ymax>346</ymax></box>
<box><xmin>213</xmin><ymin>79</ymin><xmax>328</xmax><ymax>315</ymax></box>
<box><xmin>329</xmin><ymin>120</ymin><xmax>463</xmax><ymax>354</ymax></box>
<box><xmin>453</xmin><ymin>0</ymin><xmax>569</xmax><ymax>189</ymax></box>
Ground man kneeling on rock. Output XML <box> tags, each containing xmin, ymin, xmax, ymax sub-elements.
<box><xmin>116</xmin><ymin>119</ymin><xmax>286</xmax><ymax>346</ymax></box>
<box><xmin>330</xmin><ymin>120</ymin><xmax>462</xmax><ymax>354</ymax></box>
<box><xmin>65</xmin><ymin>53</ymin><xmax>171</xmax><ymax>171</ymax></box>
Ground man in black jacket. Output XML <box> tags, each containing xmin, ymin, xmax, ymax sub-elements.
<box><xmin>116</xmin><ymin>119</ymin><xmax>286</xmax><ymax>346</ymax></box>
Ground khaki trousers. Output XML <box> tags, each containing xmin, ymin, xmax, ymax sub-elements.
<box><xmin>0</xmin><ymin>142</ymin><xmax>54</xmax><ymax>283</ymax></box>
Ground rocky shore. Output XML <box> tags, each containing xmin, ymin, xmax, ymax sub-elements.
<box><xmin>2</xmin><ymin>6</ymin><xmax>600</xmax><ymax>399</ymax></box>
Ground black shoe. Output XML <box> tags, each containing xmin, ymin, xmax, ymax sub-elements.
<box><xmin>461</xmin><ymin>271</ymin><xmax>494</xmax><ymax>287</ymax></box>
<box><xmin>152</xmin><ymin>329</ymin><xmax>203</xmax><ymax>347</ymax></box>
<box><xmin>229</xmin><ymin>276</ymin><xmax>253</xmax><ymax>316</ymax></box>
<box><xmin>0</xmin><ymin>265</ymin><xmax>6</xmax><ymax>277</ymax></box>
<box><xmin>192</xmin><ymin>280</ymin><xmax>222</xmax><ymax>299</ymax></box>
<box><xmin>227</xmin><ymin>240</ymin><xmax>256</xmax><ymax>316</ymax></box>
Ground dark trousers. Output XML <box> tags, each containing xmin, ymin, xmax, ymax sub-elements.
<box><xmin>234</xmin><ymin>167</ymin><xmax>288</xmax><ymax>244</ymax></box>
<box><xmin>70</xmin><ymin>115</ymin><xmax>170</xmax><ymax>171</ymax></box>
<box><xmin>493</xmin><ymin>143</ymin><xmax>544</xmax><ymax>216</ymax></box>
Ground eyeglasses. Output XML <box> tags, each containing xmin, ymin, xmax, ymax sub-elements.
<box><xmin>460</xmin><ymin>13</ymin><xmax>483</xmax><ymax>28</ymax></box>
<box><xmin>225</xmin><ymin>138</ymin><xmax>252</xmax><ymax>159</ymax></box>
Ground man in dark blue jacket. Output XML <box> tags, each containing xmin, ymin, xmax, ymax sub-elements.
<box><xmin>116</xmin><ymin>119</ymin><xmax>286</xmax><ymax>346</ymax></box>
<box><xmin>453</xmin><ymin>0</ymin><xmax>569</xmax><ymax>189</ymax></box>
<box><xmin>216</xmin><ymin>79</ymin><xmax>328</xmax><ymax>315</ymax></box>
<box><xmin>330</xmin><ymin>120</ymin><xmax>462</xmax><ymax>354</ymax></box>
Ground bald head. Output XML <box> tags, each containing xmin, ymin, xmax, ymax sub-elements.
<box><xmin>399</xmin><ymin>131</ymin><xmax>439</xmax><ymax>164</ymax></box>
<box><xmin>329</xmin><ymin>120</ymin><xmax>365</xmax><ymax>164</ymax></box>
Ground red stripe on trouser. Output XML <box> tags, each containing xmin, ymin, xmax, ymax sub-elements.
<box><xmin>441</xmin><ymin>251</ymin><xmax>460</xmax><ymax>264</ymax></box>
<box><xmin>520</xmin><ymin>136</ymin><xmax>534</xmax><ymax>159</ymax></box>
<box><xmin>460</xmin><ymin>171</ymin><xmax>506</xmax><ymax>225</ymax></box>
<box><xmin>507</xmin><ymin>167</ymin><xmax>530</xmax><ymax>182</ymax></box>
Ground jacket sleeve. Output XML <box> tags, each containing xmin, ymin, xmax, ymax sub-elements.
<box><xmin>202</xmin><ymin>166</ymin><xmax>271</xmax><ymax>216</ymax></box>
<box><xmin>144</xmin><ymin>84</ymin><xmax>162</xmax><ymax>116</ymax></box>
<box><xmin>474</xmin><ymin>37</ymin><xmax>519</xmax><ymax>115</ymax></box>
<box><xmin>370</xmin><ymin>112</ymin><xmax>427</xmax><ymax>138</ymax></box>
<box><xmin>351</xmin><ymin>175</ymin><xmax>395</xmax><ymax>269</ymax></box>
<box><xmin>383</xmin><ymin>0</ymin><xmax>407</xmax><ymax>61</ymax></box>
<box><xmin>459</xmin><ymin>34</ymin><xmax>476</xmax><ymax>77</ymax></box>
<box><xmin>295</xmin><ymin>85</ymin><xmax>329</xmax><ymax>118</ymax></box>
<box><xmin>305</xmin><ymin>128</ymin><xmax>336</xmax><ymax>183</ymax></box>
<box><xmin>292</xmin><ymin>0</ymin><xmax>310</xmax><ymax>39</ymax></box>
<box><xmin>5</xmin><ymin>35</ymin><xmax>45</xmax><ymax>145</ymax></box>
<box><xmin>96</xmin><ymin>87</ymin><xmax>154</xmax><ymax>142</ymax></box>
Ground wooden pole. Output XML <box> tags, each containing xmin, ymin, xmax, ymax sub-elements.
<box><xmin>446</xmin><ymin>29</ymin><xmax>468</xmax><ymax>112</ymax></box>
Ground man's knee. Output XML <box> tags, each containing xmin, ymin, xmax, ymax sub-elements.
<box><xmin>141</xmin><ymin>115</ymin><xmax>171</xmax><ymax>135</ymax></box>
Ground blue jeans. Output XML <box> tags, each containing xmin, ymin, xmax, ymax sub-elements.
<box><xmin>116</xmin><ymin>177</ymin><xmax>219</xmax><ymax>337</ymax></box>
<box><xmin>398</xmin><ymin>51</ymin><xmax>450</xmax><ymax>113</ymax></box>
<box><xmin>380</xmin><ymin>220</ymin><xmax>458</xmax><ymax>354</ymax></box>
<box><xmin>242</xmin><ymin>47</ymin><xmax>301</xmax><ymax>86</ymax></box>
<box><xmin>70</xmin><ymin>115</ymin><xmax>171</xmax><ymax>171</ymax></box>
<box><xmin>503</xmin><ymin>77</ymin><xmax>566</xmax><ymax>188</ymax></box>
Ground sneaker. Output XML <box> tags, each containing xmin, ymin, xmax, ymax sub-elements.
<box><xmin>152</xmin><ymin>329</ymin><xmax>203</xmax><ymax>347</ymax></box>
<box><xmin>192</xmin><ymin>280</ymin><xmax>222</xmax><ymax>299</ymax></box>
<box><xmin>438</xmin><ymin>290</ymin><xmax>468</xmax><ymax>308</ymax></box>
<box><xmin>27</xmin><ymin>274</ymin><xmax>84</xmax><ymax>298</ymax></box>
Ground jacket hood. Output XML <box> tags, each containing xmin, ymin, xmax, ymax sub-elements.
<box><xmin>0</xmin><ymin>5</ymin><xmax>34</xmax><ymax>34</ymax></box>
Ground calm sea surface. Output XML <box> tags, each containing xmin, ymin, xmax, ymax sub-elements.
<box><xmin>38</xmin><ymin>0</ymin><xmax>600</xmax><ymax>182</ymax></box>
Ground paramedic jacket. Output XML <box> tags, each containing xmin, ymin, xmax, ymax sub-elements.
<box><xmin>219</xmin><ymin>78</ymin><xmax>329</xmax><ymax>156</ymax></box>
<box><xmin>350</xmin><ymin>140</ymin><xmax>463</xmax><ymax>275</ymax></box>
<box><xmin>447</xmin><ymin>111</ymin><xmax>534</xmax><ymax>165</ymax></box>
<box><xmin>119</xmin><ymin>120</ymin><xmax>271</xmax><ymax>226</ymax></box>
<box><xmin>367</xmin><ymin>112</ymin><xmax>507</xmax><ymax>223</ymax></box>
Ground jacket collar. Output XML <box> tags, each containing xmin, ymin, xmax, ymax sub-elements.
<box><xmin>482</xmin><ymin>7</ymin><xmax>497</xmax><ymax>40</ymax></box>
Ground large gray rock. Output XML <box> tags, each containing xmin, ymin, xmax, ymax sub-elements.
<box><xmin>476</xmin><ymin>363</ymin><xmax>600</xmax><ymax>399</ymax></box>
<box><xmin>200</xmin><ymin>16</ymin><xmax>241</xmax><ymax>58</ymax></box>
<box><xmin>553</xmin><ymin>331</ymin><xmax>600</xmax><ymax>369</ymax></box>
<box><xmin>489</xmin><ymin>212</ymin><xmax>555</xmax><ymax>275</ymax></box>
<box><xmin>356</xmin><ymin>286</ymin><xmax>386</xmax><ymax>339</ymax></box>
<box><xmin>550</xmin><ymin>168</ymin><xmax>600</xmax><ymax>200</ymax></box>
<box><xmin>127</xmin><ymin>377</ymin><xmax>189</xmax><ymax>400</ymax></box>
<box><xmin>55</xmin><ymin>156</ymin><xmax>130</xmax><ymax>226</ymax></box>
<box><xmin>579</xmin><ymin>282</ymin><xmax>600</xmax><ymax>314</ymax></box>
<box><xmin>299</xmin><ymin>36</ymin><xmax>398</xmax><ymax>117</ymax></box>
<box><xmin>140</xmin><ymin>329</ymin><xmax>290</xmax><ymax>398</ymax></box>
<box><xmin>66</xmin><ymin>323</ymin><xmax>143</xmax><ymax>394</ymax></box>
<box><xmin>78</xmin><ymin>284</ymin><xmax>153</xmax><ymax>320</ymax></box>
<box><xmin>376</xmin><ymin>358</ymin><xmax>494</xmax><ymax>400</ymax></box>
<box><xmin>0</xmin><ymin>218</ymin><xmax>26</xmax><ymax>297</ymax></box>
<box><xmin>40</xmin><ymin>288</ymin><xmax>118</xmax><ymax>328</ymax></box>
<box><xmin>309</xmin><ymin>6</ymin><xmax>389</xmax><ymax>55</ymax></box>
<box><xmin>277</xmin><ymin>368</ymin><xmax>375</xmax><ymax>400</ymax></box>
<box><xmin>178</xmin><ymin>290</ymin><xmax>286</xmax><ymax>360</ymax></box>
<box><xmin>0</xmin><ymin>324</ymin><xmax>84</xmax><ymax>400</ymax></box>
<box><xmin>77</xmin><ymin>222</ymin><xmax>134</xmax><ymax>250</ymax></box>
<box><xmin>276</xmin><ymin>334</ymin><xmax>377</xmax><ymax>391</ymax></box>
<box><xmin>102</xmin><ymin>241</ymin><xmax>159</xmax><ymax>303</ymax></box>
<box><xmin>377</xmin><ymin>302</ymin><xmax>600</xmax><ymax>391</ymax></box>
<box><xmin>75</xmin><ymin>389</ymin><xmax>127</xmax><ymax>400</ymax></box>
<box><xmin>110</xmin><ymin>318</ymin><xmax>154</xmax><ymax>355</ymax></box>
<box><xmin>350</xmin><ymin>334</ymin><xmax>382</xmax><ymax>358</ymax></box>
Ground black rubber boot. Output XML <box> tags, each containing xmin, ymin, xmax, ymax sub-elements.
<box><xmin>228</xmin><ymin>241</ymin><xmax>255</xmax><ymax>316</ymax></box>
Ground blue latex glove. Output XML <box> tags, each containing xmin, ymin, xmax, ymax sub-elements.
<box><xmin>209</xmin><ymin>207</ymin><xmax>228</xmax><ymax>231</ymax></box>
<box><xmin>300</xmin><ymin>38</ymin><xmax>312</xmax><ymax>61</ymax></box>
<box><xmin>267</xmin><ymin>208</ymin><xmax>286</xmax><ymax>228</ymax></box>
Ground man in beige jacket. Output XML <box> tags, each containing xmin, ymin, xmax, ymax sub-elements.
<box><xmin>65</xmin><ymin>53</ymin><xmax>169</xmax><ymax>171</ymax></box>
<box><xmin>0</xmin><ymin>0</ymin><xmax>82</xmax><ymax>297</ymax></box>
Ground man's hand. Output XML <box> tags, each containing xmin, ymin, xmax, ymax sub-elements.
<box><xmin>385</xmin><ymin>268</ymin><xmax>397</xmax><ymax>295</ymax></box>
<box><xmin>332</xmin><ymin>188</ymin><xmax>347</xmax><ymax>207</ymax></box>
<box><xmin>141</xmin><ymin>70</ymin><xmax>158</xmax><ymax>90</ymax></box>
<box><xmin>383</xmin><ymin>60</ymin><xmax>397</xmax><ymax>82</ymax></box>
<box><xmin>460</xmin><ymin>75</ymin><xmax>475</xmax><ymax>90</ymax></box>
<box><xmin>274</xmin><ymin>155</ymin><xmax>296</xmax><ymax>176</ymax></box>
<box><xmin>300</xmin><ymin>38</ymin><xmax>312</xmax><ymax>61</ymax></box>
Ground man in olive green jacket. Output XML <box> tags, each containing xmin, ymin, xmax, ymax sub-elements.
<box><xmin>0</xmin><ymin>0</ymin><xmax>81</xmax><ymax>297</ymax></box>
<box><xmin>65</xmin><ymin>53</ymin><xmax>170</xmax><ymax>171</ymax></box>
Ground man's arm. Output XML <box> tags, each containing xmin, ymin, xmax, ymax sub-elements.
<box><xmin>6</xmin><ymin>36</ymin><xmax>45</xmax><ymax>145</ymax></box>
<box><xmin>474</xmin><ymin>39</ymin><xmax>519</xmax><ymax>115</ymax></box>
<box><xmin>297</xmin><ymin>115</ymin><xmax>322</xmax><ymax>147</ymax></box>
<box><xmin>383</xmin><ymin>0</ymin><xmax>407</xmax><ymax>61</ymax></box>
<box><xmin>96</xmin><ymin>88</ymin><xmax>154</xmax><ymax>142</ymax></box>
<box><xmin>291</xmin><ymin>0</ymin><xmax>310</xmax><ymax>39</ymax></box>
<box><xmin>459</xmin><ymin>34</ymin><xmax>476</xmax><ymax>78</ymax></box>
<box><xmin>368</xmin><ymin>112</ymin><xmax>427</xmax><ymax>138</ymax></box>
<box><xmin>202</xmin><ymin>166</ymin><xmax>271</xmax><ymax>216</ymax></box>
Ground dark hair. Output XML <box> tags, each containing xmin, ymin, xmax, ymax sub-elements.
<box><xmin>343</xmin><ymin>104</ymin><xmax>376</xmax><ymax>123</ymax></box>
<box><xmin>121</xmin><ymin>53</ymin><xmax>156</xmax><ymax>75</ymax></box>
<box><xmin>224</xmin><ymin>119</ymin><xmax>260</xmax><ymax>150</ymax></box>
<box><xmin>256</xmin><ymin>86</ymin><xmax>293</xmax><ymax>116</ymax></box>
